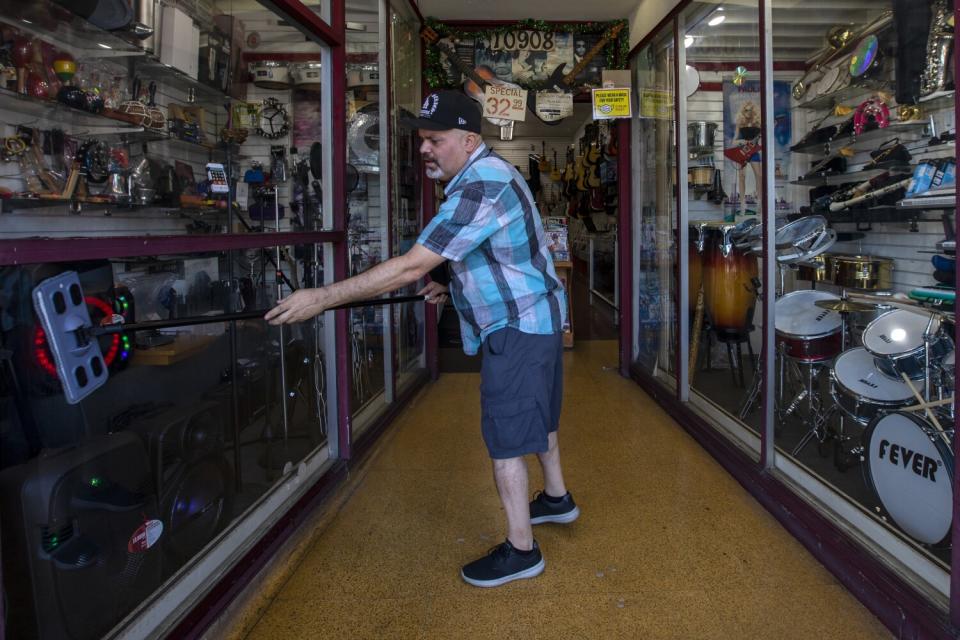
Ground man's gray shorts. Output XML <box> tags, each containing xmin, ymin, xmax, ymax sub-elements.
<box><xmin>479</xmin><ymin>327</ymin><xmax>563</xmax><ymax>459</ymax></box>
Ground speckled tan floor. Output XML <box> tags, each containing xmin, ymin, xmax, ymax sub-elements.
<box><xmin>241</xmin><ymin>340</ymin><xmax>891</xmax><ymax>640</ymax></box>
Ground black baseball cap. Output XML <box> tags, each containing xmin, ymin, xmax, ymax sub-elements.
<box><xmin>401</xmin><ymin>90</ymin><xmax>482</xmax><ymax>134</ymax></box>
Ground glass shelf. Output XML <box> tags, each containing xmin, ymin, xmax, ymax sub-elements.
<box><xmin>791</xmin><ymin>166</ymin><xmax>906</xmax><ymax>187</ymax></box>
<box><xmin>795</xmin><ymin>82</ymin><xmax>891</xmax><ymax>112</ymax></box>
<box><xmin>0</xmin><ymin>87</ymin><xmax>145</xmax><ymax>135</ymax></box>
<box><xmin>790</xmin><ymin>121</ymin><xmax>930</xmax><ymax>155</ymax></box>
<box><xmin>0</xmin><ymin>3</ymin><xmax>146</xmax><ymax>60</ymax></box>
<box><xmin>137</xmin><ymin>57</ymin><xmax>232</xmax><ymax>105</ymax></box>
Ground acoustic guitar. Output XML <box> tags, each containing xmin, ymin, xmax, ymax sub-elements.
<box><xmin>420</xmin><ymin>26</ymin><xmax>522</xmax><ymax>127</ymax></box>
<box><xmin>538</xmin><ymin>141</ymin><xmax>551</xmax><ymax>172</ymax></box>
<box><xmin>526</xmin><ymin>22</ymin><xmax>626</xmax><ymax>125</ymax></box>
<box><xmin>550</xmin><ymin>150</ymin><xmax>561</xmax><ymax>181</ymax></box>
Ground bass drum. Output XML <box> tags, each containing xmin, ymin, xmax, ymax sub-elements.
<box><xmin>864</xmin><ymin>411</ymin><xmax>954</xmax><ymax>545</ymax></box>
<box><xmin>702</xmin><ymin>222</ymin><xmax>759</xmax><ymax>335</ymax></box>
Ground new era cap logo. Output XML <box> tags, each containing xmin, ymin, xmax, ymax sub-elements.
<box><xmin>458</xmin><ymin>117</ymin><xmax>467</xmax><ymax>125</ymax></box>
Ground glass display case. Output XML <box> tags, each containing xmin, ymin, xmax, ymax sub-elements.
<box><xmin>631</xmin><ymin>0</ymin><xmax>958</xmax><ymax>623</ymax></box>
<box><xmin>0</xmin><ymin>1</ymin><xmax>424</xmax><ymax>637</ymax></box>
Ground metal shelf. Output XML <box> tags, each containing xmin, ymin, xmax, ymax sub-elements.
<box><xmin>898</xmin><ymin>195</ymin><xmax>956</xmax><ymax>210</ymax></box>
<box><xmin>790</xmin><ymin>121</ymin><xmax>930</xmax><ymax>155</ymax></box>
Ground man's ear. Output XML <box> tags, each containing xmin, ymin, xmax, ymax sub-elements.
<box><xmin>463</xmin><ymin>132</ymin><xmax>481</xmax><ymax>152</ymax></box>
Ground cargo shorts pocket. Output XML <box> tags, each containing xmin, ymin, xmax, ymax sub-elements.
<box><xmin>480</xmin><ymin>396</ymin><xmax>545</xmax><ymax>457</ymax></box>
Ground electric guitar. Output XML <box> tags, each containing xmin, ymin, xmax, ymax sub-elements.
<box><xmin>526</xmin><ymin>22</ymin><xmax>626</xmax><ymax>125</ymax></box>
<box><xmin>421</xmin><ymin>26</ymin><xmax>522</xmax><ymax>127</ymax></box>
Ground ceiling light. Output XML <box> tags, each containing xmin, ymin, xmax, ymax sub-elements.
<box><xmin>97</xmin><ymin>43</ymin><xmax>112</xmax><ymax>49</ymax></box>
<box><xmin>684</xmin><ymin>35</ymin><xmax>695</xmax><ymax>48</ymax></box>
<box><xmin>708</xmin><ymin>14</ymin><xmax>726</xmax><ymax>27</ymax></box>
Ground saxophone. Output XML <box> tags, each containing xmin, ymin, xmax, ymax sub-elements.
<box><xmin>920</xmin><ymin>0</ymin><xmax>954</xmax><ymax>96</ymax></box>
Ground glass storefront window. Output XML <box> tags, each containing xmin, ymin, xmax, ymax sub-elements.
<box><xmin>389</xmin><ymin>1</ymin><xmax>426</xmax><ymax>393</ymax></box>
<box><xmin>346</xmin><ymin>0</ymin><xmax>391</xmax><ymax>434</ymax></box>
<box><xmin>0</xmin><ymin>241</ymin><xmax>332</xmax><ymax>638</ymax></box>
<box><xmin>631</xmin><ymin>30</ymin><xmax>677</xmax><ymax>385</ymax></box>
<box><xmin>771</xmin><ymin>0</ymin><xmax>955</xmax><ymax>582</ymax></box>
<box><xmin>632</xmin><ymin>0</ymin><xmax>958</xmax><ymax>606</ymax></box>
<box><xmin>680</xmin><ymin>1</ymin><xmax>763</xmax><ymax>450</ymax></box>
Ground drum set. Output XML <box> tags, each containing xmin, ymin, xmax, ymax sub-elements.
<box><xmin>704</xmin><ymin>214</ymin><xmax>957</xmax><ymax>547</ymax></box>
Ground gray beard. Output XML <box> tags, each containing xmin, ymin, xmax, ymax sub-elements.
<box><xmin>425</xmin><ymin>166</ymin><xmax>444</xmax><ymax>180</ymax></box>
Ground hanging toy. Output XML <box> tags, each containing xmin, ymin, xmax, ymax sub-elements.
<box><xmin>733</xmin><ymin>65</ymin><xmax>748</xmax><ymax>87</ymax></box>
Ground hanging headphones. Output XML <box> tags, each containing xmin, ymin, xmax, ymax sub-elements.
<box><xmin>256</xmin><ymin>97</ymin><xmax>290</xmax><ymax>140</ymax></box>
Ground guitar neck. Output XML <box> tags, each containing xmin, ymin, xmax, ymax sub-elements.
<box><xmin>562</xmin><ymin>25</ymin><xmax>624</xmax><ymax>87</ymax></box>
<box><xmin>436</xmin><ymin>41</ymin><xmax>486</xmax><ymax>89</ymax></box>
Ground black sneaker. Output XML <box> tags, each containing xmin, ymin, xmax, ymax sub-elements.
<box><xmin>460</xmin><ymin>539</ymin><xmax>545</xmax><ymax>587</ymax></box>
<box><xmin>529</xmin><ymin>491</ymin><xmax>580</xmax><ymax>525</ymax></box>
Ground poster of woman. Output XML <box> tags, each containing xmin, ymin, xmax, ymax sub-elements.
<box><xmin>722</xmin><ymin>79</ymin><xmax>791</xmax><ymax>217</ymax></box>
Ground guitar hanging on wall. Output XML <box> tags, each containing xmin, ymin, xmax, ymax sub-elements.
<box><xmin>527</xmin><ymin>22</ymin><xmax>626</xmax><ymax>125</ymax></box>
<box><xmin>420</xmin><ymin>26</ymin><xmax>523</xmax><ymax>128</ymax></box>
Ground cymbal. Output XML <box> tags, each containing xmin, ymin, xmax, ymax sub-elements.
<box><xmin>814</xmin><ymin>299</ymin><xmax>875</xmax><ymax>312</ymax></box>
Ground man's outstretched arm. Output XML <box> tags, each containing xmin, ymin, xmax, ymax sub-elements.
<box><xmin>265</xmin><ymin>243</ymin><xmax>446</xmax><ymax>325</ymax></box>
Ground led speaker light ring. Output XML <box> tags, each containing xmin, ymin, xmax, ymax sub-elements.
<box><xmin>34</xmin><ymin>296</ymin><xmax>126</xmax><ymax>377</ymax></box>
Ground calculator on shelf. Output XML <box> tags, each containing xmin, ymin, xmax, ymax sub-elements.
<box><xmin>206</xmin><ymin>163</ymin><xmax>229</xmax><ymax>194</ymax></box>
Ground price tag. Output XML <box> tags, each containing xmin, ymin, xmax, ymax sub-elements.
<box><xmin>535</xmin><ymin>92</ymin><xmax>574</xmax><ymax>121</ymax></box>
<box><xmin>483</xmin><ymin>85</ymin><xmax>528</xmax><ymax>122</ymax></box>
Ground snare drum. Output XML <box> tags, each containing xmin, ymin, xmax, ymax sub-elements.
<box><xmin>863</xmin><ymin>309</ymin><xmax>954</xmax><ymax>380</ymax></box>
<box><xmin>830</xmin><ymin>347</ymin><xmax>919</xmax><ymax>426</ymax></box>
<box><xmin>252</xmin><ymin>61</ymin><xmax>290</xmax><ymax>89</ymax></box>
<box><xmin>702</xmin><ymin>222</ymin><xmax>759</xmax><ymax>334</ymax></box>
<box><xmin>795</xmin><ymin>252</ymin><xmax>835</xmax><ymax>283</ymax></box>
<box><xmin>774</xmin><ymin>290</ymin><xmax>843</xmax><ymax>362</ymax></box>
<box><xmin>291</xmin><ymin>62</ymin><xmax>322</xmax><ymax>89</ymax></box>
<box><xmin>864</xmin><ymin>411</ymin><xmax>954</xmax><ymax>545</ymax></box>
<box><xmin>831</xmin><ymin>254</ymin><xmax>893</xmax><ymax>291</ymax></box>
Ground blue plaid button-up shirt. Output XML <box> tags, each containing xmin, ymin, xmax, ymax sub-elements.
<box><xmin>418</xmin><ymin>144</ymin><xmax>567</xmax><ymax>355</ymax></box>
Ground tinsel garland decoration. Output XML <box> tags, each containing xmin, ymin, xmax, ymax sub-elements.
<box><xmin>422</xmin><ymin>17</ymin><xmax>629</xmax><ymax>90</ymax></box>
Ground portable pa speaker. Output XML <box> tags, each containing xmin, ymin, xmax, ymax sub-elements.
<box><xmin>0</xmin><ymin>432</ymin><xmax>162</xmax><ymax>640</ymax></box>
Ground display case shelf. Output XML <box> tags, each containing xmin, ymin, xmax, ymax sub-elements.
<box><xmin>790</xmin><ymin>121</ymin><xmax>930</xmax><ymax>155</ymax></box>
<box><xmin>138</xmin><ymin>57</ymin><xmax>231</xmax><ymax>104</ymax></box>
<box><xmin>0</xmin><ymin>87</ymin><xmax>146</xmax><ymax>135</ymax></box>
<box><xmin>824</xmin><ymin>204</ymin><xmax>943</xmax><ymax>224</ymax></box>
<box><xmin>795</xmin><ymin>82</ymin><xmax>890</xmax><ymax>112</ymax></box>
<box><xmin>790</xmin><ymin>166</ymin><xmax>903</xmax><ymax>187</ymax></box>
<box><xmin>0</xmin><ymin>4</ymin><xmax>146</xmax><ymax>60</ymax></box>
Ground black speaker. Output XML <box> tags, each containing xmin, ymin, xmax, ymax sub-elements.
<box><xmin>127</xmin><ymin>401</ymin><xmax>234</xmax><ymax>571</ymax></box>
<box><xmin>0</xmin><ymin>432</ymin><xmax>162</xmax><ymax>640</ymax></box>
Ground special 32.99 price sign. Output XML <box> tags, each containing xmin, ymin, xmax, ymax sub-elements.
<box><xmin>484</xmin><ymin>85</ymin><xmax>528</xmax><ymax>122</ymax></box>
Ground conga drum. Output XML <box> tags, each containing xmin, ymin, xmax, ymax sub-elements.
<box><xmin>688</xmin><ymin>222</ymin><xmax>708</xmax><ymax>312</ymax></box>
<box><xmin>702</xmin><ymin>222</ymin><xmax>759</xmax><ymax>335</ymax></box>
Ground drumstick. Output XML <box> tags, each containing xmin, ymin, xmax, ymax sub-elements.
<box><xmin>689</xmin><ymin>284</ymin><xmax>705</xmax><ymax>384</ymax></box>
<box><xmin>901</xmin><ymin>397</ymin><xmax>954</xmax><ymax>411</ymax></box>
<box><xmin>899</xmin><ymin>372</ymin><xmax>951</xmax><ymax>446</ymax></box>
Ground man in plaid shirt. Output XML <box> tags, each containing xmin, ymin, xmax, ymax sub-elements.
<box><xmin>267</xmin><ymin>90</ymin><xmax>579</xmax><ymax>587</ymax></box>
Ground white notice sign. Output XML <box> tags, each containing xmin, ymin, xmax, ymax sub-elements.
<box><xmin>483</xmin><ymin>84</ymin><xmax>528</xmax><ymax>122</ymax></box>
